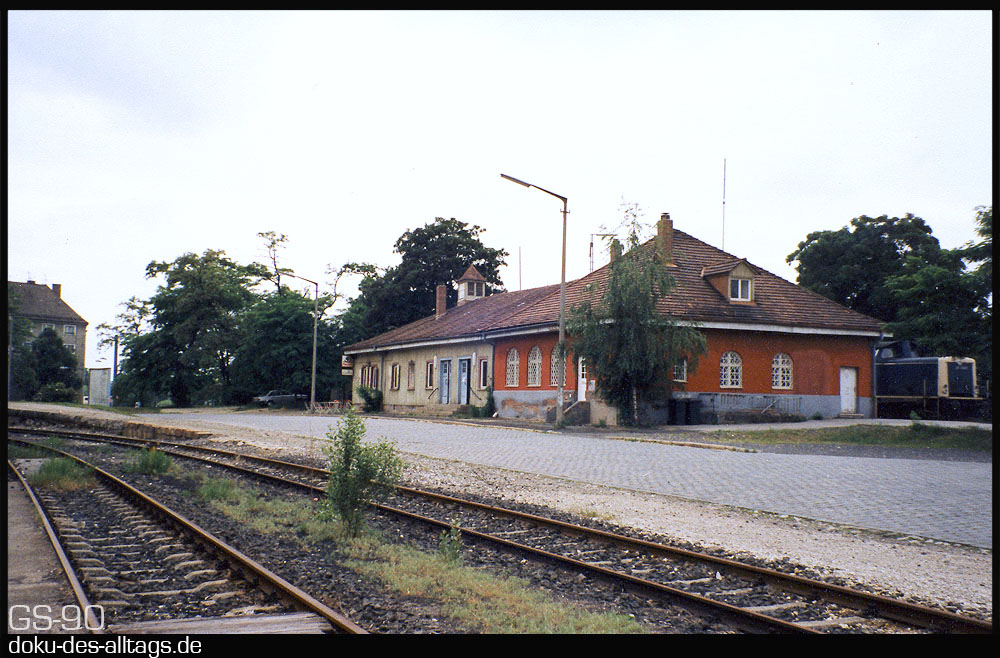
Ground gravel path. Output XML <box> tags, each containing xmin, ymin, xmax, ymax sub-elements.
<box><xmin>8</xmin><ymin>404</ymin><xmax>993</xmax><ymax>621</ymax></box>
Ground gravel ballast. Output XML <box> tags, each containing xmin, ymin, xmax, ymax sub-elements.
<box><xmin>9</xmin><ymin>403</ymin><xmax>993</xmax><ymax>622</ymax></box>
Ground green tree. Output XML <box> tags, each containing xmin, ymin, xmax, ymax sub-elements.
<box><xmin>228</xmin><ymin>287</ymin><xmax>340</xmax><ymax>403</ymax></box>
<box><xmin>960</xmin><ymin>206</ymin><xmax>992</xmax><ymax>381</ymax></box>
<box><xmin>257</xmin><ymin>230</ymin><xmax>292</xmax><ymax>293</ymax></box>
<box><xmin>114</xmin><ymin>250</ymin><xmax>267</xmax><ymax>407</ymax></box>
<box><xmin>8</xmin><ymin>286</ymin><xmax>39</xmax><ymax>400</ymax></box>
<box><xmin>347</xmin><ymin>218</ymin><xmax>508</xmax><ymax>338</ymax></box>
<box><xmin>568</xmin><ymin>204</ymin><xmax>707</xmax><ymax>425</ymax></box>
<box><xmin>884</xmin><ymin>249</ymin><xmax>984</xmax><ymax>358</ymax></box>
<box><xmin>786</xmin><ymin>214</ymin><xmax>942</xmax><ymax>323</ymax></box>
<box><xmin>787</xmin><ymin>211</ymin><xmax>990</xmax><ymax>371</ymax></box>
<box><xmin>30</xmin><ymin>328</ymin><xmax>83</xmax><ymax>400</ymax></box>
<box><xmin>324</xmin><ymin>405</ymin><xmax>404</xmax><ymax>536</ymax></box>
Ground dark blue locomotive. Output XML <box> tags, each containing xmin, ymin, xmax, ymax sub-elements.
<box><xmin>874</xmin><ymin>340</ymin><xmax>986</xmax><ymax>420</ymax></box>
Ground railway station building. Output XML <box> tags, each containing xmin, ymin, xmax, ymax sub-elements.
<box><xmin>343</xmin><ymin>216</ymin><xmax>887</xmax><ymax>425</ymax></box>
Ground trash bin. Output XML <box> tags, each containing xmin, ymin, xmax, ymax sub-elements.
<box><xmin>674</xmin><ymin>399</ymin><xmax>689</xmax><ymax>425</ymax></box>
<box><xmin>687</xmin><ymin>399</ymin><xmax>702</xmax><ymax>425</ymax></box>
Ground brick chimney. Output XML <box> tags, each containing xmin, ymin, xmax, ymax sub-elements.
<box><xmin>609</xmin><ymin>238</ymin><xmax>623</xmax><ymax>263</ymax></box>
<box><xmin>52</xmin><ymin>283</ymin><xmax>62</xmax><ymax>298</ymax></box>
<box><xmin>657</xmin><ymin>213</ymin><xmax>674</xmax><ymax>266</ymax></box>
<box><xmin>435</xmin><ymin>284</ymin><xmax>447</xmax><ymax>319</ymax></box>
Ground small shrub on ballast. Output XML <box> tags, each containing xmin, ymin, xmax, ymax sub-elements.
<box><xmin>123</xmin><ymin>447</ymin><xmax>172</xmax><ymax>475</ymax></box>
<box><xmin>324</xmin><ymin>405</ymin><xmax>404</xmax><ymax>537</ymax></box>
<box><xmin>30</xmin><ymin>458</ymin><xmax>96</xmax><ymax>490</ymax></box>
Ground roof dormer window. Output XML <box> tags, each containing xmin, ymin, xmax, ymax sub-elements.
<box><xmin>730</xmin><ymin>277</ymin><xmax>752</xmax><ymax>301</ymax></box>
<box><xmin>703</xmin><ymin>258</ymin><xmax>757</xmax><ymax>304</ymax></box>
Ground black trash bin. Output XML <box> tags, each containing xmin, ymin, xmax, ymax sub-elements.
<box><xmin>674</xmin><ymin>399</ymin><xmax>689</xmax><ymax>425</ymax></box>
<box><xmin>687</xmin><ymin>399</ymin><xmax>702</xmax><ymax>425</ymax></box>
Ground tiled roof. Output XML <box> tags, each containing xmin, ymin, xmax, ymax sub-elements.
<box><xmin>700</xmin><ymin>258</ymin><xmax>760</xmax><ymax>278</ymax></box>
<box><xmin>497</xmin><ymin>230</ymin><xmax>885</xmax><ymax>334</ymax></box>
<box><xmin>458</xmin><ymin>265</ymin><xmax>487</xmax><ymax>282</ymax></box>
<box><xmin>8</xmin><ymin>281</ymin><xmax>88</xmax><ymax>325</ymax></box>
<box><xmin>344</xmin><ymin>284</ymin><xmax>560</xmax><ymax>352</ymax></box>
<box><xmin>344</xmin><ymin>228</ymin><xmax>885</xmax><ymax>353</ymax></box>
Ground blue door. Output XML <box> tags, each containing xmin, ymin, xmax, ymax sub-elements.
<box><xmin>458</xmin><ymin>358</ymin><xmax>470</xmax><ymax>405</ymax></box>
<box><xmin>439</xmin><ymin>359</ymin><xmax>451</xmax><ymax>404</ymax></box>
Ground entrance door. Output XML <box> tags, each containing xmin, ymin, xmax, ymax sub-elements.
<box><xmin>439</xmin><ymin>359</ymin><xmax>451</xmax><ymax>404</ymax></box>
<box><xmin>458</xmin><ymin>358</ymin><xmax>470</xmax><ymax>405</ymax></box>
<box><xmin>577</xmin><ymin>357</ymin><xmax>587</xmax><ymax>402</ymax></box>
<box><xmin>839</xmin><ymin>367</ymin><xmax>857</xmax><ymax>414</ymax></box>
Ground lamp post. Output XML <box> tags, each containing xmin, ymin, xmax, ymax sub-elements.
<box><xmin>501</xmin><ymin>173</ymin><xmax>568</xmax><ymax>425</ymax></box>
<box><xmin>284</xmin><ymin>273</ymin><xmax>319</xmax><ymax>410</ymax></box>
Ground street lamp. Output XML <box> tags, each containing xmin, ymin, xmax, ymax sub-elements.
<box><xmin>501</xmin><ymin>173</ymin><xmax>568</xmax><ymax>425</ymax></box>
<box><xmin>284</xmin><ymin>273</ymin><xmax>319</xmax><ymax>410</ymax></box>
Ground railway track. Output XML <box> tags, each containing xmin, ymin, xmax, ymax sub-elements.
<box><xmin>9</xmin><ymin>425</ymin><xmax>993</xmax><ymax>634</ymax></box>
<box><xmin>7</xmin><ymin>440</ymin><xmax>365</xmax><ymax>635</ymax></box>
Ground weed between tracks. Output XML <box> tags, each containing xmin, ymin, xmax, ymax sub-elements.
<box><xmin>191</xmin><ymin>472</ymin><xmax>645</xmax><ymax>633</ymax></box>
<box><xmin>28</xmin><ymin>457</ymin><xmax>97</xmax><ymax>491</ymax></box>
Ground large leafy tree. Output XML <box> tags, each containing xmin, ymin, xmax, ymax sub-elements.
<box><xmin>113</xmin><ymin>250</ymin><xmax>267</xmax><ymax>407</ymax></box>
<box><xmin>228</xmin><ymin>287</ymin><xmax>341</xmax><ymax>403</ymax></box>
<box><xmin>30</xmin><ymin>328</ymin><xmax>83</xmax><ymax>401</ymax></box>
<box><xmin>787</xmin><ymin>210</ymin><xmax>991</xmax><ymax>375</ymax></box>
<box><xmin>347</xmin><ymin>218</ymin><xmax>508</xmax><ymax>338</ymax></box>
<box><xmin>785</xmin><ymin>214</ymin><xmax>942</xmax><ymax>323</ymax></box>
<box><xmin>568</xmin><ymin>204</ymin><xmax>707</xmax><ymax>425</ymax></box>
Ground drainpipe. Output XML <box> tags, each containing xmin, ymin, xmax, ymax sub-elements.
<box><xmin>873</xmin><ymin>333</ymin><xmax>882</xmax><ymax>419</ymax></box>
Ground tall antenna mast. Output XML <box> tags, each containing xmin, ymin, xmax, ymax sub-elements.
<box><xmin>589</xmin><ymin>233</ymin><xmax>616</xmax><ymax>271</ymax></box>
<box><xmin>518</xmin><ymin>246</ymin><xmax>522</xmax><ymax>290</ymax></box>
<box><xmin>722</xmin><ymin>158</ymin><xmax>727</xmax><ymax>251</ymax></box>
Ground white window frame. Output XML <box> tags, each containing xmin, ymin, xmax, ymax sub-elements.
<box><xmin>729</xmin><ymin>277</ymin><xmax>752</xmax><ymax>301</ymax></box>
<box><xmin>549</xmin><ymin>345</ymin><xmax>565</xmax><ymax>387</ymax></box>
<box><xmin>673</xmin><ymin>359</ymin><xmax>687</xmax><ymax>383</ymax></box>
<box><xmin>772</xmin><ymin>353</ymin><xmax>793</xmax><ymax>390</ymax></box>
<box><xmin>479</xmin><ymin>358</ymin><xmax>489</xmax><ymax>389</ymax></box>
<box><xmin>425</xmin><ymin>361</ymin><xmax>434</xmax><ymax>389</ymax></box>
<box><xmin>390</xmin><ymin>363</ymin><xmax>400</xmax><ymax>390</ymax></box>
<box><xmin>720</xmin><ymin>351</ymin><xmax>742</xmax><ymax>388</ymax></box>
<box><xmin>64</xmin><ymin>324</ymin><xmax>77</xmax><ymax>335</ymax></box>
<box><xmin>526</xmin><ymin>346</ymin><xmax>542</xmax><ymax>387</ymax></box>
<box><xmin>505</xmin><ymin>348</ymin><xmax>520</xmax><ymax>388</ymax></box>
<box><xmin>41</xmin><ymin>323</ymin><xmax>56</xmax><ymax>332</ymax></box>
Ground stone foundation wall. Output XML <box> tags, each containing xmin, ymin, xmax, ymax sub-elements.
<box><xmin>7</xmin><ymin>407</ymin><xmax>211</xmax><ymax>441</ymax></box>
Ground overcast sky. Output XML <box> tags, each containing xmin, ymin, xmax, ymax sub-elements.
<box><xmin>7</xmin><ymin>10</ymin><xmax>993</xmax><ymax>370</ymax></box>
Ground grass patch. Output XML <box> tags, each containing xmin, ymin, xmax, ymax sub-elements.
<box><xmin>29</xmin><ymin>458</ymin><xmax>97</xmax><ymax>491</ymax></box>
<box><xmin>8</xmin><ymin>443</ymin><xmax>51</xmax><ymax>459</ymax></box>
<box><xmin>193</xmin><ymin>474</ymin><xmax>645</xmax><ymax>633</ymax></box>
<box><xmin>706</xmin><ymin>423</ymin><xmax>992</xmax><ymax>452</ymax></box>
<box><xmin>194</xmin><ymin>476</ymin><xmax>341</xmax><ymax>542</ymax></box>
<box><xmin>345</xmin><ymin>539</ymin><xmax>645</xmax><ymax>634</ymax></box>
<box><xmin>122</xmin><ymin>448</ymin><xmax>172</xmax><ymax>475</ymax></box>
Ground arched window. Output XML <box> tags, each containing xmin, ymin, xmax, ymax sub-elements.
<box><xmin>527</xmin><ymin>346</ymin><xmax>542</xmax><ymax>386</ymax></box>
<box><xmin>720</xmin><ymin>351</ymin><xmax>742</xmax><ymax>388</ymax></box>
<box><xmin>505</xmin><ymin>348</ymin><xmax>520</xmax><ymax>387</ymax></box>
<box><xmin>772</xmin><ymin>353</ymin><xmax>793</xmax><ymax>389</ymax></box>
<box><xmin>549</xmin><ymin>345</ymin><xmax>565</xmax><ymax>387</ymax></box>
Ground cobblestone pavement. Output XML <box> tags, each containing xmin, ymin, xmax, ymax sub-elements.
<box><xmin>167</xmin><ymin>412</ymin><xmax>993</xmax><ymax>549</ymax></box>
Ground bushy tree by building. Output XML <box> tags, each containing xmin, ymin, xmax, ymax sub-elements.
<box><xmin>786</xmin><ymin>210</ymin><xmax>990</xmax><ymax>372</ymax></box>
<box><xmin>785</xmin><ymin>214</ymin><xmax>943</xmax><ymax>324</ymax></box>
<box><xmin>346</xmin><ymin>218</ymin><xmax>508</xmax><ymax>338</ymax></box>
<box><xmin>568</xmin><ymin>204</ymin><xmax>707</xmax><ymax>425</ymax></box>
<box><xmin>227</xmin><ymin>287</ymin><xmax>340</xmax><ymax>404</ymax></box>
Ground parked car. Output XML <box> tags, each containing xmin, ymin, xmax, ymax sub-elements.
<box><xmin>253</xmin><ymin>390</ymin><xmax>307</xmax><ymax>408</ymax></box>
